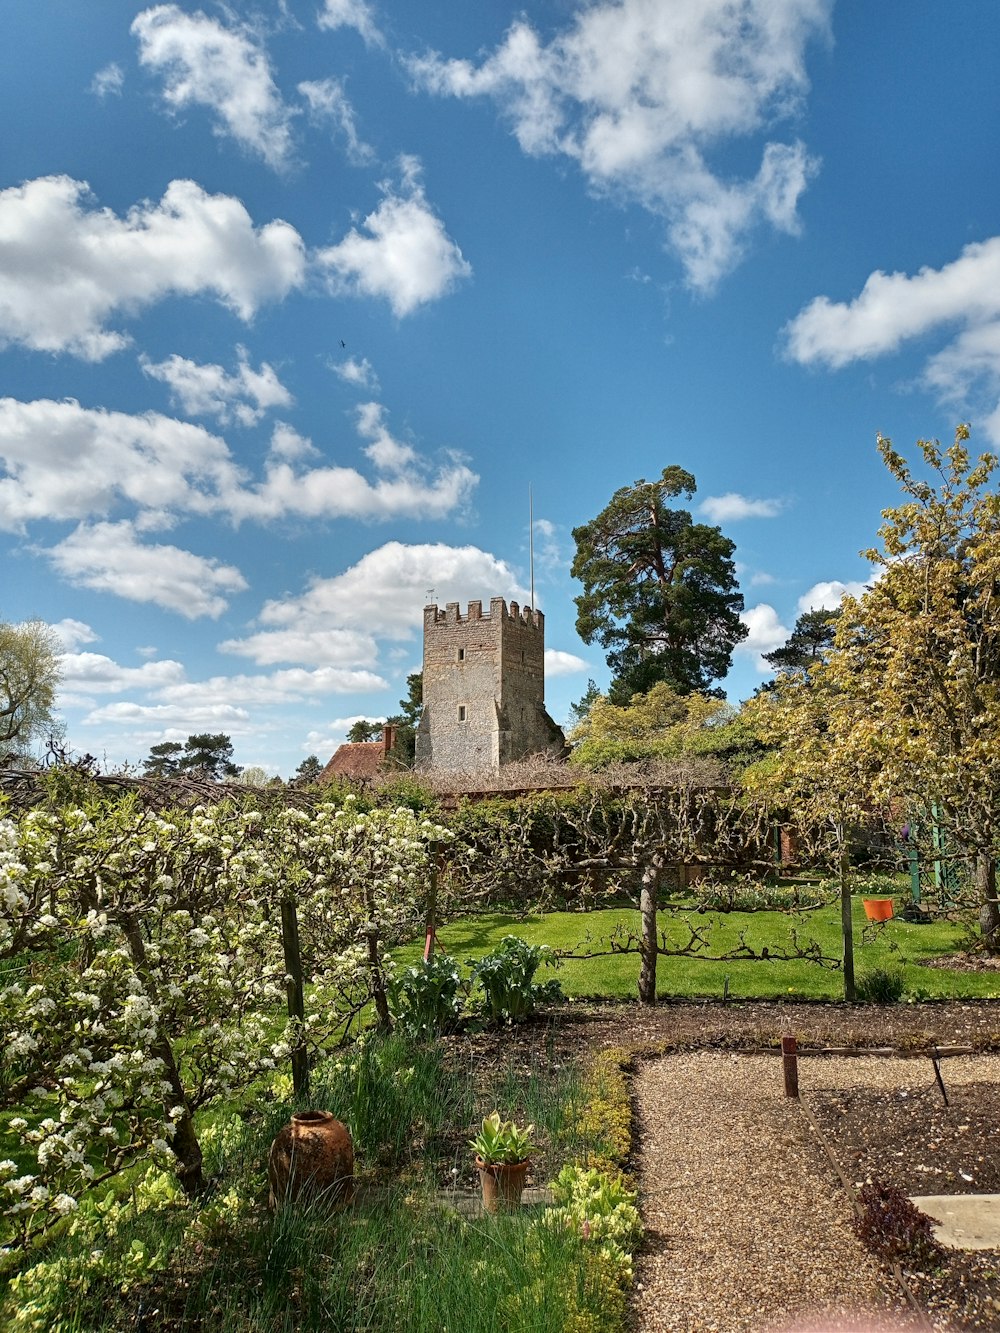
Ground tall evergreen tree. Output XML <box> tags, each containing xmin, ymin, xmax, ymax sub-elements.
<box><xmin>572</xmin><ymin>467</ymin><xmax>746</xmax><ymax>703</ymax></box>
<box><xmin>761</xmin><ymin>607</ymin><xmax>841</xmax><ymax>682</ymax></box>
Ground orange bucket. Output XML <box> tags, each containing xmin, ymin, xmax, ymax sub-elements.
<box><xmin>862</xmin><ymin>898</ymin><xmax>894</xmax><ymax>922</ymax></box>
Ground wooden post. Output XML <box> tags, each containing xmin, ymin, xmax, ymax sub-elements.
<box><xmin>638</xmin><ymin>854</ymin><xmax>662</xmax><ymax>1006</ymax></box>
<box><xmin>423</xmin><ymin>840</ymin><xmax>439</xmax><ymax>962</ymax></box>
<box><xmin>976</xmin><ymin>853</ymin><xmax>999</xmax><ymax>954</ymax></box>
<box><xmin>280</xmin><ymin>897</ymin><xmax>309</xmax><ymax>1098</ymax></box>
<box><xmin>781</xmin><ymin>1033</ymin><xmax>799</xmax><ymax>1098</ymax></box>
<box><xmin>840</xmin><ymin>845</ymin><xmax>856</xmax><ymax>1002</ymax></box>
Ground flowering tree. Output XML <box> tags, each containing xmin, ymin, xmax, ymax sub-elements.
<box><xmin>0</xmin><ymin>792</ymin><xmax>451</xmax><ymax>1250</ymax></box>
<box><xmin>746</xmin><ymin>425</ymin><xmax>1000</xmax><ymax>957</ymax></box>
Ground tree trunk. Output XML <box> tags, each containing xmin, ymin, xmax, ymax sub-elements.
<box><xmin>839</xmin><ymin>846</ymin><xmax>856</xmax><ymax>1002</ymax></box>
<box><xmin>977</xmin><ymin>853</ymin><xmax>1000</xmax><ymax>954</ymax></box>
<box><xmin>367</xmin><ymin>926</ymin><xmax>392</xmax><ymax>1028</ymax></box>
<box><xmin>280</xmin><ymin>898</ymin><xmax>309</xmax><ymax>1098</ymax></box>
<box><xmin>119</xmin><ymin>914</ymin><xmax>205</xmax><ymax>1196</ymax></box>
<box><xmin>638</xmin><ymin>855</ymin><xmax>662</xmax><ymax>1005</ymax></box>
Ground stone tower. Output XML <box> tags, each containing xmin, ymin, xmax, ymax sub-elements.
<box><xmin>415</xmin><ymin>597</ymin><xmax>565</xmax><ymax>773</ymax></box>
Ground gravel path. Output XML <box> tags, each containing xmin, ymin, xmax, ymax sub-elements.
<box><xmin>634</xmin><ymin>1052</ymin><xmax>928</xmax><ymax>1333</ymax></box>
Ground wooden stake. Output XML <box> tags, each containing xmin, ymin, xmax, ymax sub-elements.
<box><xmin>781</xmin><ymin>1033</ymin><xmax>799</xmax><ymax>1098</ymax></box>
<box><xmin>280</xmin><ymin>897</ymin><xmax>309</xmax><ymax>1098</ymax></box>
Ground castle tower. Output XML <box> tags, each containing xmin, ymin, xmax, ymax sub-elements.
<box><xmin>415</xmin><ymin>598</ymin><xmax>566</xmax><ymax>773</ymax></box>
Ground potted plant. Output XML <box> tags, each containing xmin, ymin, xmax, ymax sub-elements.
<box><xmin>470</xmin><ymin>1111</ymin><xmax>536</xmax><ymax>1213</ymax></box>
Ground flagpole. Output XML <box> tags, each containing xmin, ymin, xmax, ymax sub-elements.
<box><xmin>529</xmin><ymin>484</ymin><xmax>535</xmax><ymax>613</ymax></box>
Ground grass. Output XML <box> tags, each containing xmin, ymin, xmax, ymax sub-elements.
<box><xmin>417</xmin><ymin>892</ymin><xmax>1000</xmax><ymax>1002</ymax></box>
<box><xmin>0</xmin><ymin>1033</ymin><xmax>631</xmax><ymax>1333</ymax></box>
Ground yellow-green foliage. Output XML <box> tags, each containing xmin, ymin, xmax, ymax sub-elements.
<box><xmin>568</xmin><ymin>682</ymin><xmax>761</xmax><ymax>773</ymax></box>
<box><xmin>504</xmin><ymin>1248</ymin><xmax>627</xmax><ymax>1333</ymax></box>
<box><xmin>538</xmin><ymin>1045</ymin><xmax>639</xmax><ymax>1328</ymax></box>
<box><xmin>575</xmin><ymin>1048</ymin><xmax>632</xmax><ymax>1176</ymax></box>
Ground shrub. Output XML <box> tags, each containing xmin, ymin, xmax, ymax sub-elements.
<box><xmin>543</xmin><ymin>1165</ymin><xmax>642</xmax><ymax>1282</ymax></box>
<box><xmin>693</xmin><ymin>877</ymin><xmax>828</xmax><ymax>912</ymax></box>
<box><xmin>854</xmin><ymin>1180</ymin><xmax>943</xmax><ymax>1267</ymax></box>
<box><xmin>573</xmin><ymin>1049</ymin><xmax>633</xmax><ymax>1174</ymax></box>
<box><xmin>856</xmin><ymin>964</ymin><xmax>905</xmax><ymax>1004</ymax></box>
<box><xmin>469</xmin><ymin>935</ymin><xmax>563</xmax><ymax>1023</ymax></box>
<box><xmin>387</xmin><ymin>952</ymin><xmax>464</xmax><ymax>1039</ymax></box>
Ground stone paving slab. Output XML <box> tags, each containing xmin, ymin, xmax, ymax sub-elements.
<box><xmin>912</xmin><ymin>1194</ymin><xmax>1000</xmax><ymax>1251</ymax></box>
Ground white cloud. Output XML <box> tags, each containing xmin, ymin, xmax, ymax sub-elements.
<box><xmin>785</xmin><ymin>238</ymin><xmax>1000</xmax><ymax>369</ymax></box>
<box><xmin>140</xmin><ymin>347</ymin><xmax>293</xmax><ymax>425</ymax></box>
<box><xmin>78</xmin><ymin>663</ymin><xmax>387</xmax><ymax>741</ymax></box>
<box><xmin>797</xmin><ymin>580</ymin><xmax>868</xmax><ymax>613</ymax></box>
<box><xmin>268</xmin><ymin>422</ymin><xmax>318</xmax><ymax>462</ymax></box>
<box><xmin>229</xmin><ymin>435</ymin><xmax>477</xmax><ymax>523</ymax></box>
<box><xmin>783</xmin><ymin>237</ymin><xmax>1000</xmax><ymax>446</ymax></box>
<box><xmin>85</xmin><ymin>700</ymin><xmax>252</xmax><ymax>728</ymax></box>
<box><xmin>51</xmin><ymin>619</ymin><xmax>99</xmax><ymax>651</ymax></box>
<box><xmin>317</xmin><ymin>0</ymin><xmax>383</xmax><ymax>47</ymax></box>
<box><xmin>531</xmin><ymin>517</ymin><xmax>567</xmax><ymax>571</ymax></box>
<box><xmin>700</xmin><ymin>493</ymin><xmax>784</xmax><ymax>521</ymax></box>
<box><xmin>45</xmin><ymin>521</ymin><xmax>249</xmax><ymax>619</ymax></box>
<box><xmin>240</xmin><ymin>542</ymin><xmax>529</xmax><ymax>659</ymax></box>
<box><xmin>90</xmin><ymin>63</ymin><xmax>124</xmax><ymax>98</ymax></box>
<box><xmin>317</xmin><ymin>158</ymin><xmax>472</xmax><ymax>315</ymax></box>
<box><xmin>544</xmin><ymin>649</ymin><xmax>589</xmax><ymax>676</ymax></box>
<box><xmin>132</xmin><ymin>5</ymin><xmax>296</xmax><ymax>169</ymax></box>
<box><xmin>738</xmin><ymin>603</ymin><xmax>790</xmax><ymax>670</ymax></box>
<box><xmin>156</xmin><ymin>667</ymin><xmax>387</xmax><ymax>707</ymax></box>
<box><xmin>60</xmin><ymin>652</ymin><xmax>187</xmax><ymax>694</ymax></box>
<box><xmin>330</xmin><ymin>355</ymin><xmax>379</xmax><ymax>391</ymax></box>
<box><xmin>410</xmin><ymin>0</ymin><xmax>828</xmax><ymax>290</ymax></box>
<box><xmin>0</xmin><ymin>397</ymin><xmax>477</xmax><ymax>533</ymax></box>
<box><xmin>0</xmin><ymin>176</ymin><xmax>306</xmax><ymax>360</ymax></box>
<box><xmin>0</xmin><ymin>398</ymin><xmax>243</xmax><ymax>530</ymax></box>
<box><xmin>219</xmin><ymin>626</ymin><xmax>377</xmax><ymax>668</ymax></box>
<box><xmin>749</xmin><ymin>571</ymin><xmax>776</xmax><ymax>586</ymax></box>
<box><xmin>355</xmin><ymin>401</ymin><xmax>417</xmax><ymax>471</ymax></box>
<box><xmin>299</xmin><ymin>78</ymin><xmax>374</xmax><ymax>164</ymax></box>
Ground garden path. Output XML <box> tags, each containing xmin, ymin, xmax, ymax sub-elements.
<box><xmin>633</xmin><ymin>1052</ymin><xmax>923</xmax><ymax>1333</ymax></box>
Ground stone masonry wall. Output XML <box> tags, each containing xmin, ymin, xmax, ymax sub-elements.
<box><xmin>415</xmin><ymin>597</ymin><xmax>564</xmax><ymax>773</ymax></box>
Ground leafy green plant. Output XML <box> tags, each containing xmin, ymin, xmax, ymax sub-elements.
<box><xmin>387</xmin><ymin>952</ymin><xmax>464</xmax><ymax>1039</ymax></box>
<box><xmin>469</xmin><ymin>935</ymin><xmax>563</xmax><ymax>1023</ymax></box>
<box><xmin>543</xmin><ymin>1164</ymin><xmax>642</xmax><ymax>1281</ymax></box>
<box><xmin>469</xmin><ymin>1111</ymin><xmax>536</xmax><ymax>1165</ymax></box>
<box><xmin>854</xmin><ymin>1180</ymin><xmax>943</xmax><ymax>1266</ymax></box>
<box><xmin>856</xmin><ymin>964</ymin><xmax>905</xmax><ymax>1004</ymax></box>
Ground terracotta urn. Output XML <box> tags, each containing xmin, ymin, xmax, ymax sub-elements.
<box><xmin>476</xmin><ymin>1156</ymin><xmax>529</xmax><ymax>1213</ymax></box>
<box><xmin>268</xmin><ymin>1110</ymin><xmax>354</xmax><ymax>1209</ymax></box>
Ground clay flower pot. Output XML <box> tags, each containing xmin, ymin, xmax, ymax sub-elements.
<box><xmin>863</xmin><ymin>898</ymin><xmax>894</xmax><ymax>923</ymax></box>
<box><xmin>268</xmin><ymin>1110</ymin><xmax>354</xmax><ymax>1210</ymax></box>
<box><xmin>476</xmin><ymin>1156</ymin><xmax>529</xmax><ymax>1213</ymax></box>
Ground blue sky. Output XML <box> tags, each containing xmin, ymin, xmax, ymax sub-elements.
<box><xmin>3</xmin><ymin>1</ymin><xmax>1000</xmax><ymax>776</ymax></box>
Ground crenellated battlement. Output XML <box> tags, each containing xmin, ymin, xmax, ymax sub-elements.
<box><xmin>416</xmin><ymin>592</ymin><xmax>564</xmax><ymax>773</ymax></box>
<box><xmin>424</xmin><ymin>598</ymin><xmax>544</xmax><ymax>632</ymax></box>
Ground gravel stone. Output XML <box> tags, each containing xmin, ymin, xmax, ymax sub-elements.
<box><xmin>634</xmin><ymin>1053</ymin><xmax>924</xmax><ymax>1333</ymax></box>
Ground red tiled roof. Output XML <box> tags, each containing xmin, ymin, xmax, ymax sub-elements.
<box><xmin>320</xmin><ymin>742</ymin><xmax>386</xmax><ymax>781</ymax></box>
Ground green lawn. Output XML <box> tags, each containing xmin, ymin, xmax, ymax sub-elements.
<box><xmin>415</xmin><ymin>898</ymin><xmax>1000</xmax><ymax>1002</ymax></box>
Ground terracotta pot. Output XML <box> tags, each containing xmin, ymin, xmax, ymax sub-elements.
<box><xmin>862</xmin><ymin>898</ymin><xmax>894</xmax><ymax>922</ymax></box>
<box><xmin>476</xmin><ymin>1156</ymin><xmax>529</xmax><ymax>1213</ymax></box>
<box><xmin>268</xmin><ymin>1110</ymin><xmax>354</xmax><ymax>1209</ymax></box>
